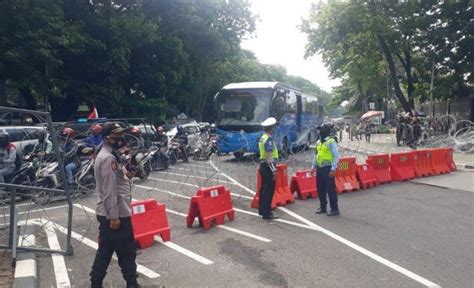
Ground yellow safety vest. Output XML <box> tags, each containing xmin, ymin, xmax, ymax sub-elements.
<box><xmin>259</xmin><ymin>133</ymin><xmax>279</xmax><ymax>160</ymax></box>
<box><xmin>316</xmin><ymin>137</ymin><xmax>335</xmax><ymax>167</ymax></box>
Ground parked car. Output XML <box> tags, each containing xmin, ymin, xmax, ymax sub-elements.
<box><xmin>0</xmin><ymin>126</ymin><xmax>45</xmax><ymax>156</ymax></box>
<box><xmin>165</xmin><ymin>123</ymin><xmax>201</xmax><ymax>151</ymax></box>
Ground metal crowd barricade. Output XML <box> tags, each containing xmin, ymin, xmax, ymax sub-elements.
<box><xmin>0</xmin><ymin>106</ymin><xmax>74</xmax><ymax>267</ymax></box>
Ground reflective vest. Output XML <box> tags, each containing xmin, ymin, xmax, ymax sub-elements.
<box><xmin>259</xmin><ymin>133</ymin><xmax>278</xmax><ymax>160</ymax></box>
<box><xmin>316</xmin><ymin>137</ymin><xmax>335</xmax><ymax>167</ymax></box>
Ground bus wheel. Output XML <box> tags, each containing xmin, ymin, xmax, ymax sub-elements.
<box><xmin>233</xmin><ymin>152</ymin><xmax>244</xmax><ymax>160</ymax></box>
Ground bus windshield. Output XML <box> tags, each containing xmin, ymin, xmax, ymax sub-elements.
<box><xmin>217</xmin><ymin>88</ymin><xmax>272</xmax><ymax>126</ymax></box>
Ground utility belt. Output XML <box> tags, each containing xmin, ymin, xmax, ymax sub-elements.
<box><xmin>316</xmin><ymin>160</ymin><xmax>332</xmax><ymax>168</ymax></box>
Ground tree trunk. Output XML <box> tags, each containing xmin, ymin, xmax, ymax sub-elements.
<box><xmin>404</xmin><ymin>49</ymin><xmax>415</xmax><ymax>108</ymax></box>
<box><xmin>20</xmin><ymin>87</ymin><xmax>37</xmax><ymax>110</ymax></box>
<box><xmin>377</xmin><ymin>35</ymin><xmax>412</xmax><ymax>113</ymax></box>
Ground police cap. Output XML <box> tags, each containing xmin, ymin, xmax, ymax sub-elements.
<box><xmin>261</xmin><ymin>117</ymin><xmax>277</xmax><ymax>127</ymax></box>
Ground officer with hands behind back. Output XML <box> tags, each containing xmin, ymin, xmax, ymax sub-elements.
<box><xmin>90</xmin><ymin>122</ymin><xmax>140</xmax><ymax>288</ymax></box>
<box><xmin>258</xmin><ymin>117</ymin><xmax>279</xmax><ymax>221</ymax></box>
<box><xmin>311</xmin><ymin>123</ymin><xmax>340</xmax><ymax>216</ymax></box>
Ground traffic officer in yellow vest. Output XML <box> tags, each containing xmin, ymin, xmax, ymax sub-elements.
<box><xmin>258</xmin><ymin>117</ymin><xmax>279</xmax><ymax>220</ymax></box>
<box><xmin>311</xmin><ymin>123</ymin><xmax>340</xmax><ymax>216</ymax></box>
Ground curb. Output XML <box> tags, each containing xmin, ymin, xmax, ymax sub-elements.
<box><xmin>13</xmin><ymin>226</ymin><xmax>37</xmax><ymax>288</ymax></box>
<box><xmin>339</xmin><ymin>145</ymin><xmax>474</xmax><ymax>171</ymax></box>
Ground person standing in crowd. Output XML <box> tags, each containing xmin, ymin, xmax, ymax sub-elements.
<box><xmin>365</xmin><ymin>124</ymin><xmax>371</xmax><ymax>143</ymax></box>
<box><xmin>311</xmin><ymin>123</ymin><xmax>340</xmax><ymax>216</ymax></box>
<box><xmin>258</xmin><ymin>117</ymin><xmax>279</xmax><ymax>220</ymax></box>
<box><xmin>61</xmin><ymin>128</ymin><xmax>79</xmax><ymax>188</ymax></box>
<box><xmin>85</xmin><ymin>124</ymin><xmax>104</xmax><ymax>152</ymax></box>
<box><xmin>0</xmin><ymin>131</ymin><xmax>17</xmax><ymax>187</ymax></box>
<box><xmin>90</xmin><ymin>122</ymin><xmax>139</xmax><ymax>288</ymax></box>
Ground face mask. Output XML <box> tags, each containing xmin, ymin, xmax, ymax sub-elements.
<box><xmin>109</xmin><ymin>136</ymin><xmax>126</xmax><ymax>149</ymax></box>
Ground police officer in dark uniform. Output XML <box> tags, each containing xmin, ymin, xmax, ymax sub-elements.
<box><xmin>311</xmin><ymin>123</ymin><xmax>340</xmax><ymax>216</ymax></box>
<box><xmin>90</xmin><ymin>122</ymin><xmax>139</xmax><ymax>288</ymax></box>
<box><xmin>258</xmin><ymin>117</ymin><xmax>279</xmax><ymax>220</ymax></box>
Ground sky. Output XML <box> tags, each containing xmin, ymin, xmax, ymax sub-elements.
<box><xmin>241</xmin><ymin>0</ymin><xmax>341</xmax><ymax>92</ymax></box>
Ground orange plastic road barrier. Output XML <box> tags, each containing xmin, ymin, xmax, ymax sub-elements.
<box><xmin>131</xmin><ymin>199</ymin><xmax>171</xmax><ymax>249</ymax></box>
<box><xmin>412</xmin><ymin>150</ymin><xmax>435</xmax><ymax>177</ymax></box>
<box><xmin>366</xmin><ymin>154</ymin><xmax>391</xmax><ymax>184</ymax></box>
<box><xmin>431</xmin><ymin>148</ymin><xmax>451</xmax><ymax>174</ymax></box>
<box><xmin>445</xmin><ymin>147</ymin><xmax>457</xmax><ymax>172</ymax></box>
<box><xmin>390</xmin><ymin>152</ymin><xmax>415</xmax><ymax>181</ymax></box>
<box><xmin>356</xmin><ymin>164</ymin><xmax>379</xmax><ymax>189</ymax></box>
<box><xmin>251</xmin><ymin>163</ymin><xmax>295</xmax><ymax>209</ymax></box>
<box><xmin>290</xmin><ymin>170</ymin><xmax>318</xmax><ymax>200</ymax></box>
<box><xmin>186</xmin><ymin>185</ymin><xmax>235</xmax><ymax>230</ymax></box>
<box><xmin>335</xmin><ymin>157</ymin><xmax>360</xmax><ymax>193</ymax></box>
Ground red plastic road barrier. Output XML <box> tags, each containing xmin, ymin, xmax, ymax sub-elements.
<box><xmin>131</xmin><ymin>199</ymin><xmax>171</xmax><ymax>249</ymax></box>
<box><xmin>445</xmin><ymin>147</ymin><xmax>457</xmax><ymax>172</ymax></box>
<box><xmin>390</xmin><ymin>152</ymin><xmax>415</xmax><ymax>181</ymax></box>
<box><xmin>186</xmin><ymin>185</ymin><xmax>234</xmax><ymax>230</ymax></box>
<box><xmin>366</xmin><ymin>154</ymin><xmax>391</xmax><ymax>184</ymax></box>
<box><xmin>431</xmin><ymin>148</ymin><xmax>451</xmax><ymax>174</ymax></box>
<box><xmin>335</xmin><ymin>157</ymin><xmax>360</xmax><ymax>193</ymax></box>
<box><xmin>251</xmin><ymin>163</ymin><xmax>295</xmax><ymax>209</ymax></box>
<box><xmin>356</xmin><ymin>164</ymin><xmax>379</xmax><ymax>189</ymax></box>
<box><xmin>290</xmin><ymin>170</ymin><xmax>318</xmax><ymax>200</ymax></box>
<box><xmin>412</xmin><ymin>150</ymin><xmax>435</xmax><ymax>177</ymax></box>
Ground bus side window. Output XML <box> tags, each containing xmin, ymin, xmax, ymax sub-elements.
<box><xmin>271</xmin><ymin>90</ymin><xmax>287</xmax><ymax>119</ymax></box>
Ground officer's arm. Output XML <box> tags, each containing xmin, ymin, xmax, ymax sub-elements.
<box><xmin>101</xmin><ymin>156</ymin><xmax>119</xmax><ymax>220</ymax></box>
<box><xmin>311</xmin><ymin>153</ymin><xmax>317</xmax><ymax>170</ymax></box>
<box><xmin>329</xmin><ymin>142</ymin><xmax>339</xmax><ymax>171</ymax></box>
<box><xmin>5</xmin><ymin>147</ymin><xmax>16</xmax><ymax>164</ymax></box>
<box><xmin>264</xmin><ymin>138</ymin><xmax>276</xmax><ymax>173</ymax></box>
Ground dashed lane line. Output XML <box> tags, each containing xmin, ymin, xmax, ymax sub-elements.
<box><xmin>208</xmin><ymin>156</ymin><xmax>441</xmax><ymax>288</ymax></box>
<box><xmin>44</xmin><ymin>221</ymin><xmax>71</xmax><ymax>288</ymax></box>
<box><xmin>150</xmin><ymin>171</ymin><xmax>235</xmax><ymax>185</ymax></box>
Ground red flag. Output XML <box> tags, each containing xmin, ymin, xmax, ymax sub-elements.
<box><xmin>88</xmin><ymin>102</ymin><xmax>99</xmax><ymax>119</ymax></box>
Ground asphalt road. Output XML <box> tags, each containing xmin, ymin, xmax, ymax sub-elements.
<box><xmin>1</xmin><ymin>149</ymin><xmax>473</xmax><ymax>288</ymax></box>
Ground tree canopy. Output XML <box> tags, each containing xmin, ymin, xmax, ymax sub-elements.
<box><xmin>0</xmin><ymin>0</ymin><xmax>329</xmax><ymax>122</ymax></box>
<box><xmin>302</xmin><ymin>0</ymin><xmax>472</xmax><ymax>114</ymax></box>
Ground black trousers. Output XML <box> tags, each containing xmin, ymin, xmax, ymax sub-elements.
<box><xmin>316</xmin><ymin>166</ymin><xmax>339</xmax><ymax>211</ymax></box>
<box><xmin>259</xmin><ymin>163</ymin><xmax>275</xmax><ymax>217</ymax></box>
<box><xmin>90</xmin><ymin>215</ymin><xmax>137</xmax><ymax>287</ymax></box>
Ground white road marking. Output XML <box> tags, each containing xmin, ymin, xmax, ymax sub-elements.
<box><xmin>165</xmin><ymin>207</ymin><xmax>271</xmax><ymax>243</ymax></box>
<box><xmin>0</xmin><ymin>204</ymin><xmax>69</xmax><ymax>219</ymax></box>
<box><xmin>44</xmin><ymin>222</ymin><xmax>71</xmax><ymax>288</ymax></box>
<box><xmin>152</xmin><ymin>171</ymin><xmax>235</xmax><ymax>185</ymax></box>
<box><xmin>15</xmin><ymin>234</ymin><xmax>37</xmax><ymax>279</ymax></box>
<box><xmin>217</xmin><ymin>225</ymin><xmax>271</xmax><ymax>242</ymax></box>
<box><xmin>154</xmin><ymin>236</ymin><xmax>214</xmax><ymax>265</ymax></box>
<box><xmin>76</xmin><ymin>204</ymin><xmax>214</xmax><ymax>266</ymax></box>
<box><xmin>38</xmin><ymin>219</ymin><xmax>160</xmax><ymax>279</ymax></box>
<box><xmin>209</xmin><ymin>156</ymin><xmax>441</xmax><ymax>288</ymax></box>
<box><xmin>169</xmin><ymin>166</ymin><xmax>224</xmax><ymax>174</ymax></box>
<box><xmin>186</xmin><ymin>163</ymin><xmax>214</xmax><ymax>169</ymax></box>
<box><xmin>14</xmin><ymin>259</ymin><xmax>37</xmax><ymax>278</ymax></box>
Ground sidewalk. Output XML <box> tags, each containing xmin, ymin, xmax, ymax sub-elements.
<box><xmin>338</xmin><ymin>133</ymin><xmax>474</xmax><ymax>170</ymax></box>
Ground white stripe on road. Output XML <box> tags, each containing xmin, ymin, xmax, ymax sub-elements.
<box><xmin>169</xmin><ymin>166</ymin><xmax>224</xmax><ymax>175</ymax></box>
<box><xmin>154</xmin><ymin>236</ymin><xmax>214</xmax><ymax>265</ymax></box>
<box><xmin>186</xmin><ymin>163</ymin><xmax>214</xmax><ymax>169</ymax></box>
<box><xmin>216</xmin><ymin>225</ymin><xmax>271</xmax><ymax>242</ymax></box>
<box><xmin>0</xmin><ymin>204</ymin><xmax>69</xmax><ymax>219</ymax></box>
<box><xmin>209</xmin><ymin>156</ymin><xmax>441</xmax><ymax>288</ymax></box>
<box><xmin>76</xmin><ymin>204</ymin><xmax>214</xmax><ymax>266</ymax></box>
<box><xmin>44</xmin><ymin>222</ymin><xmax>71</xmax><ymax>288</ymax></box>
<box><xmin>40</xmin><ymin>219</ymin><xmax>160</xmax><ymax>279</ymax></box>
<box><xmin>152</xmin><ymin>171</ymin><xmax>235</xmax><ymax>185</ymax></box>
<box><xmin>165</xmin><ymin>207</ymin><xmax>271</xmax><ymax>243</ymax></box>
<box><xmin>14</xmin><ymin>259</ymin><xmax>37</xmax><ymax>278</ymax></box>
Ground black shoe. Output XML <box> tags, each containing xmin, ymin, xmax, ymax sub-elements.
<box><xmin>315</xmin><ymin>208</ymin><xmax>327</xmax><ymax>214</ymax></box>
<box><xmin>126</xmin><ymin>281</ymin><xmax>141</xmax><ymax>288</ymax></box>
<box><xmin>326</xmin><ymin>210</ymin><xmax>340</xmax><ymax>216</ymax></box>
<box><xmin>262</xmin><ymin>214</ymin><xmax>279</xmax><ymax>220</ymax></box>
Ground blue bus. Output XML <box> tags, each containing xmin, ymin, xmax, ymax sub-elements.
<box><xmin>215</xmin><ymin>81</ymin><xmax>323</xmax><ymax>159</ymax></box>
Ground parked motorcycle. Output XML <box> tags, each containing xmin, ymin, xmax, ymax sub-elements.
<box><xmin>193</xmin><ymin>137</ymin><xmax>213</xmax><ymax>160</ymax></box>
<box><xmin>168</xmin><ymin>138</ymin><xmax>188</xmax><ymax>164</ymax></box>
<box><xmin>124</xmin><ymin>148</ymin><xmax>153</xmax><ymax>180</ymax></box>
<box><xmin>150</xmin><ymin>141</ymin><xmax>169</xmax><ymax>170</ymax></box>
